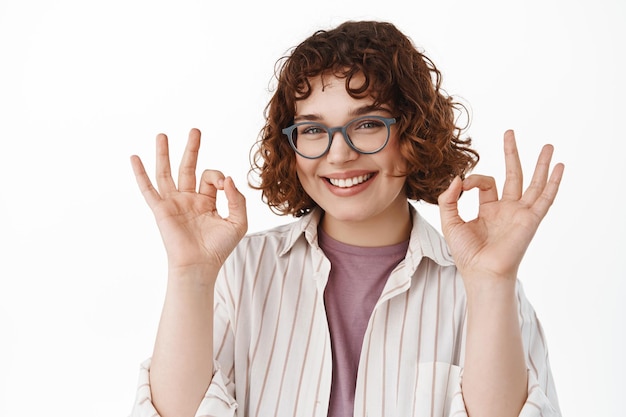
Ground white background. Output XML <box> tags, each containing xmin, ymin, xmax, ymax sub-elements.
<box><xmin>0</xmin><ymin>0</ymin><xmax>624</xmax><ymax>415</ymax></box>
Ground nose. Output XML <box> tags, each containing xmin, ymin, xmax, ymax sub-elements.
<box><xmin>326</xmin><ymin>130</ymin><xmax>358</xmax><ymax>163</ymax></box>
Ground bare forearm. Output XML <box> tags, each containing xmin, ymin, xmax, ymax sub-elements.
<box><xmin>462</xmin><ymin>278</ymin><xmax>527</xmax><ymax>417</ymax></box>
<box><xmin>150</xmin><ymin>266</ymin><xmax>219</xmax><ymax>417</ymax></box>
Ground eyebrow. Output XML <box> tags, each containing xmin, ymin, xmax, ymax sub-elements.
<box><xmin>294</xmin><ymin>105</ymin><xmax>392</xmax><ymax>123</ymax></box>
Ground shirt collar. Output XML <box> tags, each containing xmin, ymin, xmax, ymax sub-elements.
<box><xmin>278</xmin><ymin>204</ymin><xmax>455</xmax><ymax>269</ymax></box>
<box><xmin>279</xmin><ymin>208</ymin><xmax>323</xmax><ymax>256</ymax></box>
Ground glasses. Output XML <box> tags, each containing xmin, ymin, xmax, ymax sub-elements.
<box><xmin>282</xmin><ymin>115</ymin><xmax>397</xmax><ymax>159</ymax></box>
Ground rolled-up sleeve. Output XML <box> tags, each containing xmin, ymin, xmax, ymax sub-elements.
<box><xmin>447</xmin><ymin>369</ymin><xmax>560</xmax><ymax>417</ymax></box>
<box><xmin>517</xmin><ymin>281</ymin><xmax>561</xmax><ymax>416</ymax></box>
<box><xmin>130</xmin><ymin>358</ymin><xmax>238</xmax><ymax>417</ymax></box>
<box><xmin>447</xmin><ymin>281</ymin><xmax>561</xmax><ymax>417</ymax></box>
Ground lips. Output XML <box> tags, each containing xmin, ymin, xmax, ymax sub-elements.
<box><xmin>327</xmin><ymin>173</ymin><xmax>373</xmax><ymax>188</ymax></box>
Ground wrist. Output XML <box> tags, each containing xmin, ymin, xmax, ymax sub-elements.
<box><xmin>462</xmin><ymin>276</ymin><xmax>518</xmax><ymax>307</ymax></box>
<box><xmin>167</xmin><ymin>263</ymin><xmax>221</xmax><ymax>291</ymax></box>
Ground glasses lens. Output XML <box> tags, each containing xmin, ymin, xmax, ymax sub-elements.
<box><xmin>292</xmin><ymin>123</ymin><xmax>329</xmax><ymax>158</ymax></box>
<box><xmin>346</xmin><ymin>117</ymin><xmax>389</xmax><ymax>153</ymax></box>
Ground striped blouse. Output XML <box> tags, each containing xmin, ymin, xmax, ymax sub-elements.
<box><xmin>131</xmin><ymin>206</ymin><xmax>561</xmax><ymax>417</ymax></box>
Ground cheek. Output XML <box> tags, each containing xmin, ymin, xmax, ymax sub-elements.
<box><xmin>294</xmin><ymin>158</ymin><xmax>317</xmax><ymax>193</ymax></box>
<box><xmin>385</xmin><ymin>140</ymin><xmax>409</xmax><ymax>174</ymax></box>
<box><xmin>295</xmin><ymin>157</ymin><xmax>314</xmax><ymax>178</ymax></box>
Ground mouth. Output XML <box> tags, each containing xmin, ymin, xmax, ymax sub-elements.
<box><xmin>326</xmin><ymin>173</ymin><xmax>374</xmax><ymax>188</ymax></box>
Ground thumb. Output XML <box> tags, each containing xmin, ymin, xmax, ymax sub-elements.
<box><xmin>223</xmin><ymin>177</ymin><xmax>248</xmax><ymax>235</ymax></box>
<box><xmin>438</xmin><ymin>176</ymin><xmax>464</xmax><ymax>233</ymax></box>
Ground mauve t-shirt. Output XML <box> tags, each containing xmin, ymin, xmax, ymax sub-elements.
<box><xmin>319</xmin><ymin>228</ymin><xmax>409</xmax><ymax>417</ymax></box>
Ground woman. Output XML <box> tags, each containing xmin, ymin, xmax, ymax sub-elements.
<box><xmin>130</xmin><ymin>20</ymin><xmax>563</xmax><ymax>417</ymax></box>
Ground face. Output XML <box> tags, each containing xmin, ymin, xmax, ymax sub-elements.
<box><xmin>294</xmin><ymin>74</ymin><xmax>409</xmax><ymax>232</ymax></box>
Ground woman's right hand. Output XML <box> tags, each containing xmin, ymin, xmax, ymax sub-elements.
<box><xmin>130</xmin><ymin>128</ymin><xmax>248</xmax><ymax>274</ymax></box>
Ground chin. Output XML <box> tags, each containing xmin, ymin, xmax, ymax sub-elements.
<box><xmin>321</xmin><ymin>206</ymin><xmax>374</xmax><ymax>223</ymax></box>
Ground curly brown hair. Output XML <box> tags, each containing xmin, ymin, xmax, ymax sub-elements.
<box><xmin>249</xmin><ymin>20</ymin><xmax>479</xmax><ymax>217</ymax></box>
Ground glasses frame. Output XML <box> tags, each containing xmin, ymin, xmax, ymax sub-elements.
<box><xmin>282</xmin><ymin>115</ymin><xmax>397</xmax><ymax>159</ymax></box>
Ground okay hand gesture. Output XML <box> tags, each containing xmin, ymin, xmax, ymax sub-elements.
<box><xmin>438</xmin><ymin>130</ymin><xmax>564</xmax><ymax>283</ymax></box>
<box><xmin>130</xmin><ymin>128</ymin><xmax>248</xmax><ymax>273</ymax></box>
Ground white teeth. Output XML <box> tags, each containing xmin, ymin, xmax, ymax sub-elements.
<box><xmin>329</xmin><ymin>173</ymin><xmax>372</xmax><ymax>188</ymax></box>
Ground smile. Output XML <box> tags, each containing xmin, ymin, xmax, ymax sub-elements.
<box><xmin>327</xmin><ymin>173</ymin><xmax>373</xmax><ymax>188</ymax></box>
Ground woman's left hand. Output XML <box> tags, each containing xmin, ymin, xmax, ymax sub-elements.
<box><xmin>438</xmin><ymin>130</ymin><xmax>564</xmax><ymax>283</ymax></box>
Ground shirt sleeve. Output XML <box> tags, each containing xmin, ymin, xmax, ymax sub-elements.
<box><xmin>129</xmin><ymin>266</ymin><xmax>239</xmax><ymax>417</ymax></box>
<box><xmin>447</xmin><ymin>281</ymin><xmax>562</xmax><ymax>417</ymax></box>
<box><xmin>129</xmin><ymin>358</ymin><xmax>238</xmax><ymax>417</ymax></box>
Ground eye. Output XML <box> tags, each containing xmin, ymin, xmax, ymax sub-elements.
<box><xmin>302</xmin><ymin>126</ymin><xmax>325</xmax><ymax>134</ymax></box>
<box><xmin>295</xmin><ymin>123</ymin><xmax>328</xmax><ymax>141</ymax></box>
<box><xmin>354</xmin><ymin>119</ymin><xmax>384</xmax><ymax>130</ymax></box>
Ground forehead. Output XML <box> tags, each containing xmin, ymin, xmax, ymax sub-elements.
<box><xmin>294</xmin><ymin>74</ymin><xmax>378</xmax><ymax>118</ymax></box>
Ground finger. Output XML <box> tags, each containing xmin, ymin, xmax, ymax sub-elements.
<box><xmin>462</xmin><ymin>174</ymin><xmax>499</xmax><ymax>205</ymax></box>
<box><xmin>438</xmin><ymin>176</ymin><xmax>465</xmax><ymax>233</ymax></box>
<box><xmin>198</xmin><ymin>169</ymin><xmax>226</xmax><ymax>205</ymax></box>
<box><xmin>530</xmin><ymin>162</ymin><xmax>564</xmax><ymax>219</ymax></box>
<box><xmin>130</xmin><ymin>155</ymin><xmax>162</xmax><ymax>208</ymax></box>
<box><xmin>501</xmin><ymin>130</ymin><xmax>524</xmax><ymax>201</ymax></box>
<box><xmin>521</xmin><ymin>144</ymin><xmax>554</xmax><ymax>204</ymax></box>
<box><xmin>223</xmin><ymin>177</ymin><xmax>249</xmax><ymax>235</ymax></box>
<box><xmin>177</xmin><ymin>128</ymin><xmax>201</xmax><ymax>192</ymax></box>
<box><xmin>155</xmin><ymin>133</ymin><xmax>177</xmax><ymax>195</ymax></box>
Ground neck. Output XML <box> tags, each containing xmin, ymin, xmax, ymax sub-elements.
<box><xmin>320</xmin><ymin>201</ymin><xmax>412</xmax><ymax>247</ymax></box>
